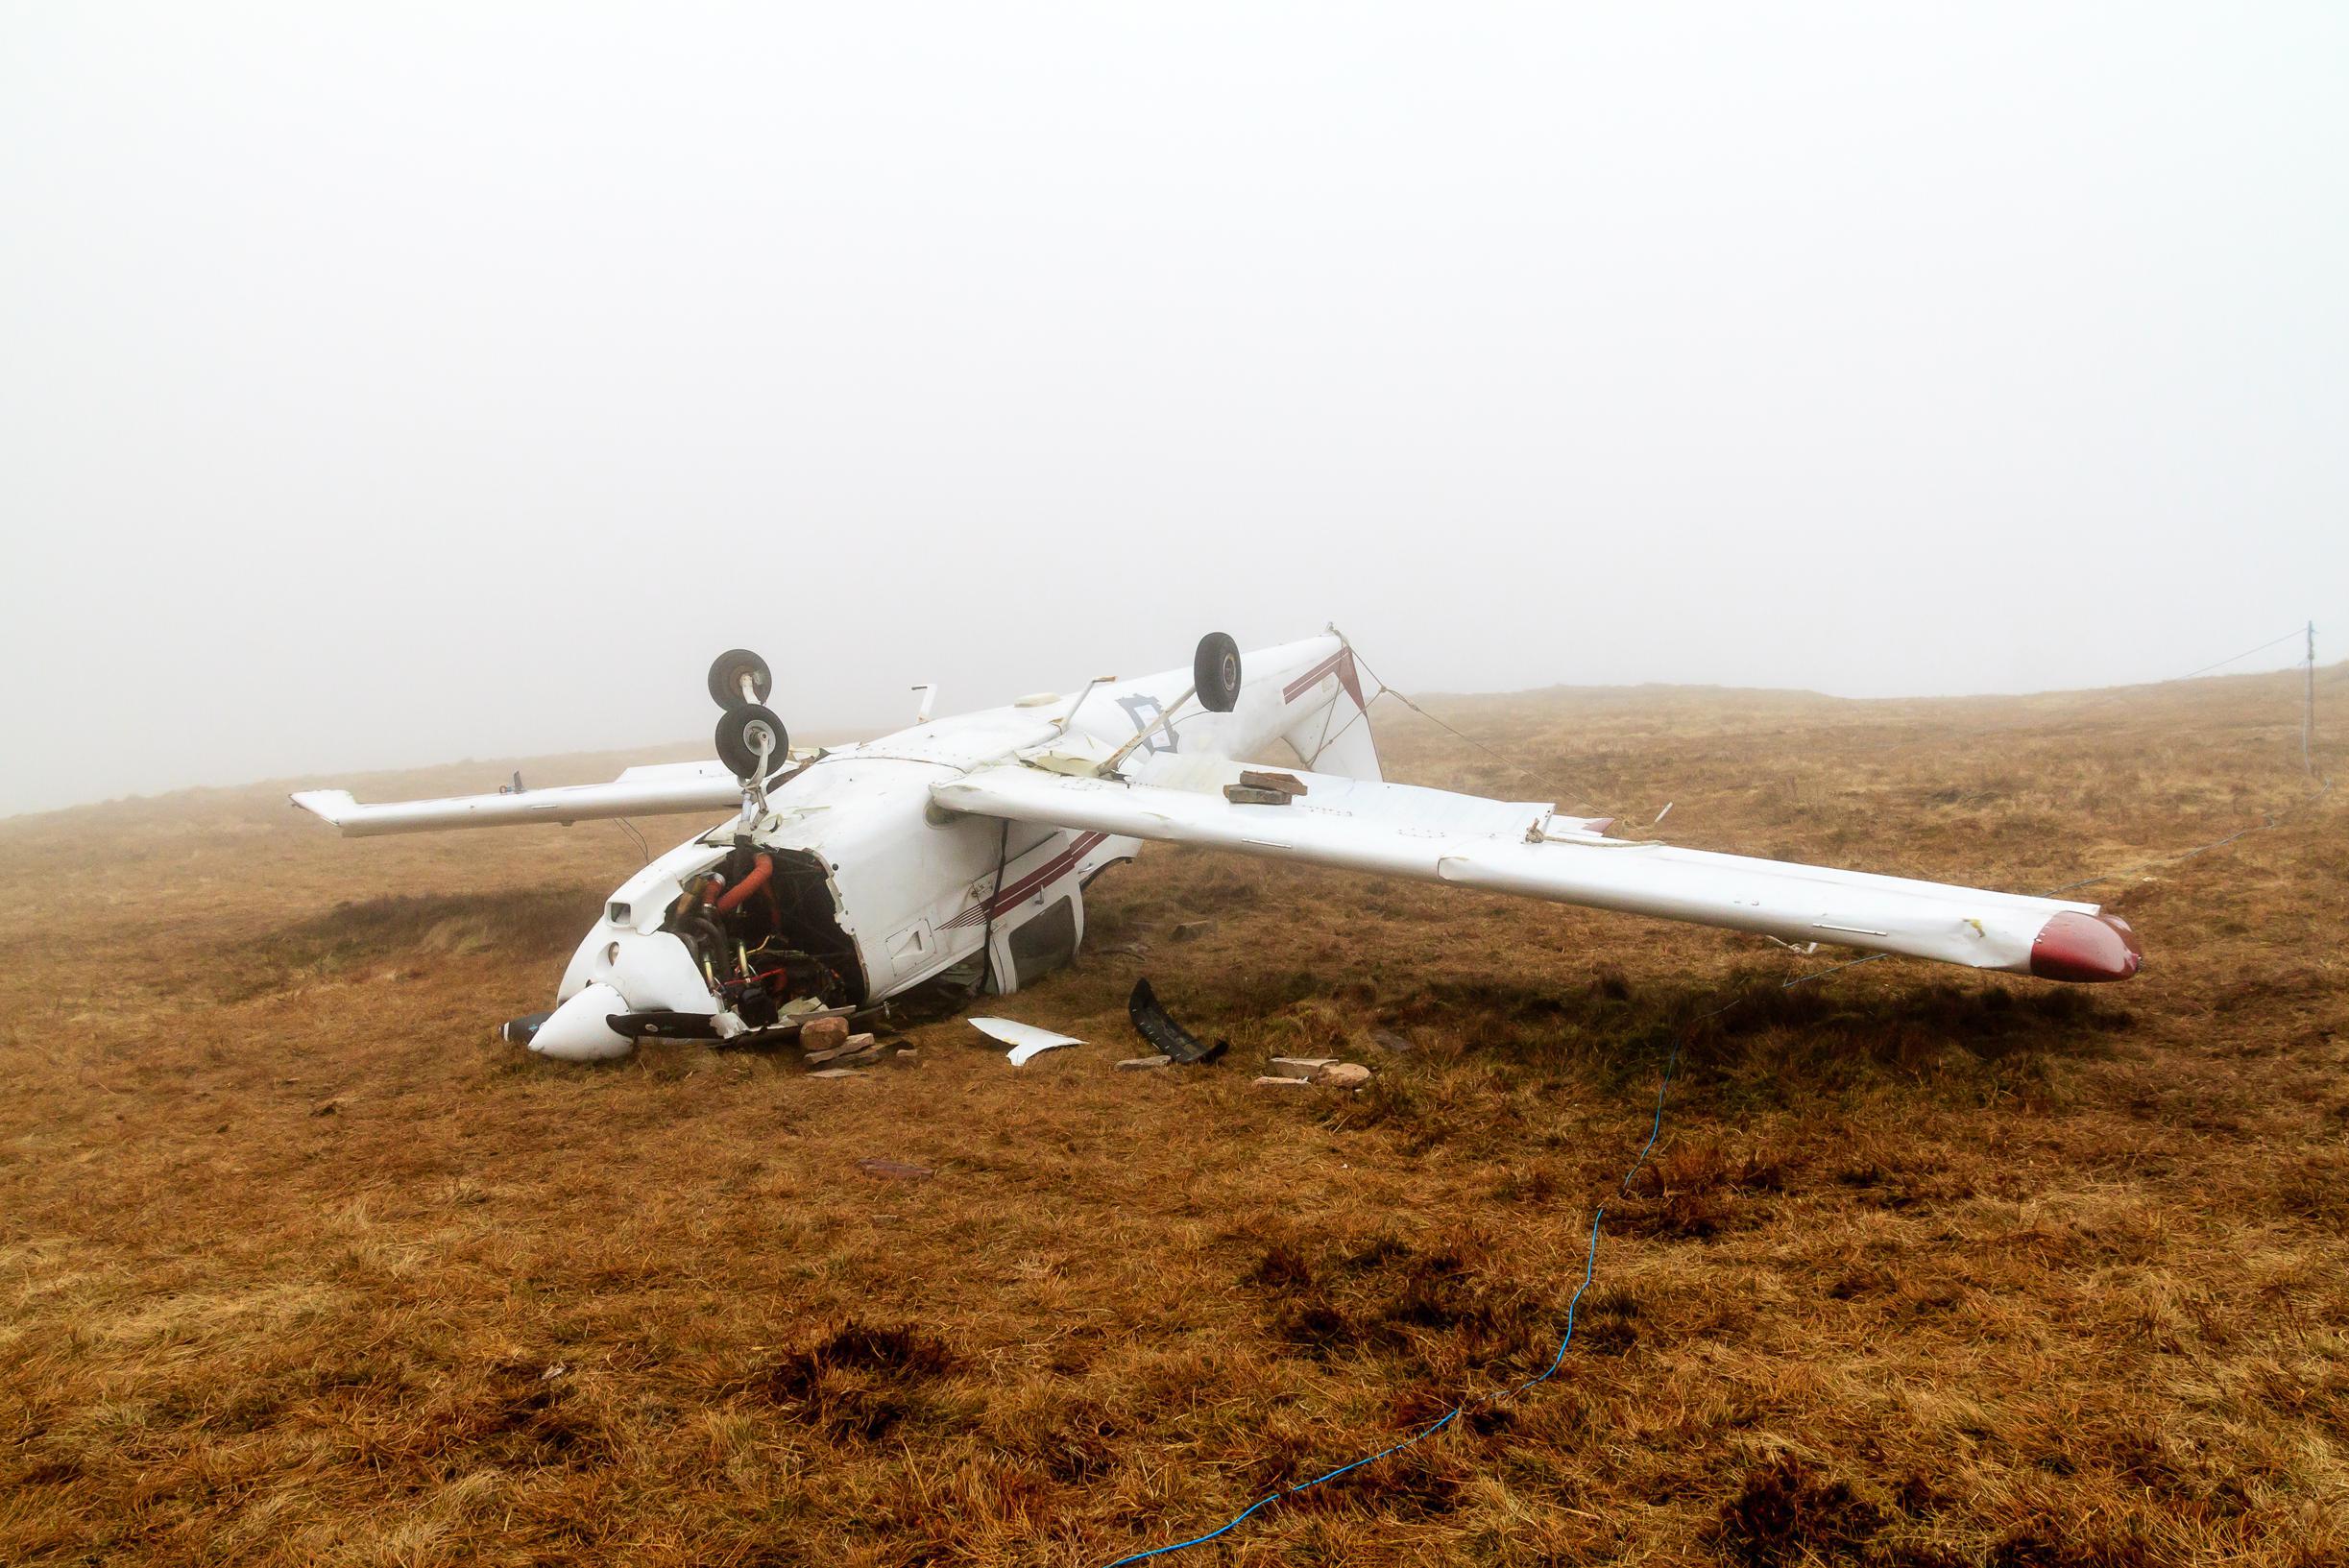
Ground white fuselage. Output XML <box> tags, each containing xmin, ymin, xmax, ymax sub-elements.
<box><xmin>529</xmin><ymin>634</ymin><xmax>1375</xmax><ymax>1058</ymax></box>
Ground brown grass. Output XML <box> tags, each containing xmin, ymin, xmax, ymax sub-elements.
<box><xmin>1</xmin><ymin>669</ymin><xmax>2343</xmax><ymax>1565</ymax></box>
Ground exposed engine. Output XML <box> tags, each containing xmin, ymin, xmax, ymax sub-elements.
<box><xmin>664</xmin><ymin>839</ymin><xmax>863</xmax><ymax>1025</ymax></box>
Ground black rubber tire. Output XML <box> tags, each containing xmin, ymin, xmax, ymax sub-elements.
<box><xmin>1194</xmin><ymin>632</ymin><xmax>1242</xmax><ymax>712</ymax></box>
<box><xmin>714</xmin><ymin>703</ymin><xmax>788</xmax><ymax>781</ymax></box>
<box><xmin>707</xmin><ymin>648</ymin><xmax>773</xmax><ymax>711</ymax></box>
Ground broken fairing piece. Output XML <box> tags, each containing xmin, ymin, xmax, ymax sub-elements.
<box><xmin>969</xmin><ymin>1017</ymin><xmax>1085</xmax><ymax>1067</ymax></box>
<box><xmin>1126</xmin><ymin>978</ymin><xmax>1228</xmax><ymax>1065</ymax></box>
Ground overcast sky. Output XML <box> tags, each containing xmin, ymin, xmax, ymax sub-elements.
<box><xmin>3</xmin><ymin>3</ymin><xmax>2341</xmax><ymax>815</ymax></box>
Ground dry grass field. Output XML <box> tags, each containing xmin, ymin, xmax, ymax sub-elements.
<box><xmin>2</xmin><ymin>665</ymin><xmax>2343</xmax><ymax>1566</ymax></box>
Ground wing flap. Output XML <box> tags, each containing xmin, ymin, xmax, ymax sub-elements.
<box><xmin>932</xmin><ymin>761</ymin><xmax>2118</xmax><ymax>977</ymax></box>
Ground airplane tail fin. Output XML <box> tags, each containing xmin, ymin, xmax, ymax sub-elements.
<box><xmin>1277</xmin><ymin>633</ymin><xmax>1382</xmax><ymax>782</ymax></box>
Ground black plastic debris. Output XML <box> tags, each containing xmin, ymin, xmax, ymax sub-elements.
<box><xmin>1127</xmin><ymin>978</ymin><xmax>1227</xmax><ymax>1065</ymax></box>
<box><xmin>616</xmin><ymin>1010</ymin><xmax>725</xmax><ymax>1041</ymax></box>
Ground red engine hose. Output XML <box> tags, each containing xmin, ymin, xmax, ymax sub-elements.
<box><xmin>713</xmin><ymin>853</ymin><xmax>774</xmax><ymax>914</ymax></box>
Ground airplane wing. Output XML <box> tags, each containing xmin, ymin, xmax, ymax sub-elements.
<box><xmin>291</xmin><ymin>760</ymin><xmax>745</xmax><ymax>837</ymax></box>
<box><xmin>930</xmin><ymin>760</ymin><xmax>2143</xmax><ymax>981</ymax></box>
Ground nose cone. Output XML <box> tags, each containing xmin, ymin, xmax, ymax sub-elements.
<box><xmin>2029</xmin><ymin>911</ymin><xmax>2143</xmax><ymax>983</ymax></box>
<box><xmin>529</xmin><ymin>981</ymin><xmax>636</xmax><ymax>1061</ymax></box>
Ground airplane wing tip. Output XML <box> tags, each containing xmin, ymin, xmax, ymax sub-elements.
<box><xmin>2028</xmin><ymin>910</ymin><xmax>2143</xmax><ymax>982</ymax></box>
<box><xmin>289</xmin><ymin>789</ymin><xmax>360</xmax><ymax>831</ymax></box>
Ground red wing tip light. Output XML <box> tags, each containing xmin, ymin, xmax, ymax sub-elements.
<box><xmin>2029</xmin><ymin>911</ymin><xmax>2143</xmax><ymax>983</ymax></box>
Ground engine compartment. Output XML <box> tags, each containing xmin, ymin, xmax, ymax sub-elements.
<box><xmin>663</xmin><ymin>840</ymin><xmax>865</xmax><ymax>1024</ymax></box>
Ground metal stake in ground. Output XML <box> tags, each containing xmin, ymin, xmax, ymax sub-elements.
<box><xmin>2308</xmin><ymin>620</ymin><xmax>2318</xmax><ymax>779</ymax></box>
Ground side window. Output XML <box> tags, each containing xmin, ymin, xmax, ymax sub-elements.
<box><xmin>1006</xmin><ymin>897</ymin><xmax>1078</xmax><ymax>986</ymax></box>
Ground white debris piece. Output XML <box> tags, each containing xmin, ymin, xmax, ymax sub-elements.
<box><xmin>969</xmin><ymin>1017</ymin><xmax>1086</xmax><ymax>1067</ymax></box>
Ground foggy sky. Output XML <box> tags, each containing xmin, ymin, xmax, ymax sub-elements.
<box><xmin>4</xmin><ymin>3</ymin><xmax>2343</xmax><ymax>816</ymax></box>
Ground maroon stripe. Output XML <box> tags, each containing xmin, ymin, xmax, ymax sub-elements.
<box><xmin>960</xmin><ymin>831</ymin><xmax>1105</xmax><ymax>922</ymax></box>
<box><xmin>944</xmin><ymin>831</ymin><xmax>1108</xmax><ymax>929</ymax></box>
<box><xmin>986</xmin><ymin>830</ymin><xmax>1105</xmax><ymax>910</ymax></box>
<box><xmin>1281</xmin><ymin>647</ymin><xmax>1368</xmax><ymax>712</ymax></box>
<box><xmin>1281</xmin><ymin>650</ymin><xmax>1345</xmax><ymax>702</ymax></box>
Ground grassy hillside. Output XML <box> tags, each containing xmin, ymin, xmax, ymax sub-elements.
<box><xmin>1</xmin><ymin>664</ymin><xmax>2341</xmax><ymax>1565</ymax></box>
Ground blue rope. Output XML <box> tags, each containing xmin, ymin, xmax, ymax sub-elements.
<box><xmin>1500</xmin><ymin>1205</ymin><xmax>1608</xmax><ymax>1399</ymax></box>
<box><xmin>1098</xmin><ymin>985</ymin><xmax>1776</xmax><ymax>1564</ymax></box>
<box><xmin>1099</xmin><ymin>1208</ymin><xmax>1609</xmax><ymax>1568</ymax></box>
<box><xmin>1621</xmin><ymin>1038</ymin><xmax>1683</xmax><ymax>1197</ymax></box>
<box><xmin>1617</xmin><ymin>993</ymin><xmax>1751</xmax><ymax>1197</ymax></box>
<box><xmin>1097</xmin><ymin>993</ymin><xmax>1740</xmax><ymax>1568</ymax></box>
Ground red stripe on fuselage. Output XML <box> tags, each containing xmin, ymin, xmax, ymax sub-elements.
<box><xmin>1280</xmin><ymin>647</ymin><xmax>1367</xmax><ymax>712</ymax></box>
<box><xmin>943</xmin><ymin>831</ymin><xmax>1109</xmax><ymax>929</ymax></box>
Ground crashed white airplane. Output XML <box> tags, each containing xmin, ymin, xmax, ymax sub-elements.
<box><xmin>292</xmin><ymin>632</ymin><xmax>2143</xmax><ymax>1061</ymax></box>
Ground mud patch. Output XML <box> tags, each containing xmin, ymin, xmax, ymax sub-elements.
<box><xmin>1244</xmin><ymin>1232</ymin><xmax>1546</xmax><ymax>1371</ymax></box>
<box><xmin>1710</xmin><ymin>1456</ymin><xmax>1885</xmax><ymax>1566</ymax></box>
<box><xmin>740</xmin><ymin>1319</ymin><xmax>958</xmax><ymax>1443</ymax></box>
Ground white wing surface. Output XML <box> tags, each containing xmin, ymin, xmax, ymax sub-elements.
<box><xmin>291</xmin><ymin>760</ymin><xmax>743</xmax><ymax>837</ymax></box>
<box><xmin>931</xmin><ymin>760</ymin><xmax>2143</xmax><ymax>982</ymax></box>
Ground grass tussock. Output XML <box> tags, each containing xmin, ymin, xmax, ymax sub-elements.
<box><xmin>0</xmin><ymin>663</ymin><xmax>2343</xmax><ymax>1563</ymax></box>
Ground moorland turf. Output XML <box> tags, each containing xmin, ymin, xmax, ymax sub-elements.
<box><xmin>1</xmin><ymin>665</ymin><xmax>2342</xmax><ymax>1564</ymax></box>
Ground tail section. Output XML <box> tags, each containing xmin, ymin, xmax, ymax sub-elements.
<box><xmin>1063</xmin><ymin>630</ymin><xmax>1383</xmax><ymax>784</ymax></box>
<box><xmin>1275</xmin><ymin>639</ymin><xmax>1382</xmax><ymax>781</ymax></box>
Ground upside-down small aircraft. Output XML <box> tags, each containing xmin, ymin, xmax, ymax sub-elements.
<box><xmin>292</xmin><ymin>631</ymin><xmax>2142</xmax><ymax>1061</ymax></box>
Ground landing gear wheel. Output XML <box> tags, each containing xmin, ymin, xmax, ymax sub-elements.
<box><xmin>715</xmin><ymin>704</ymin><xmax>788</xmax><ymax>782</ymax></box>
<box><xmin>707</xmin><ymin>648</ymin><xmax>773</xmax><ymax>711</ymax></box>
<box><xmin>1194</xmin><ymin>632</ymin><xmax>1242</xmax><ymax>712</ymax></box>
